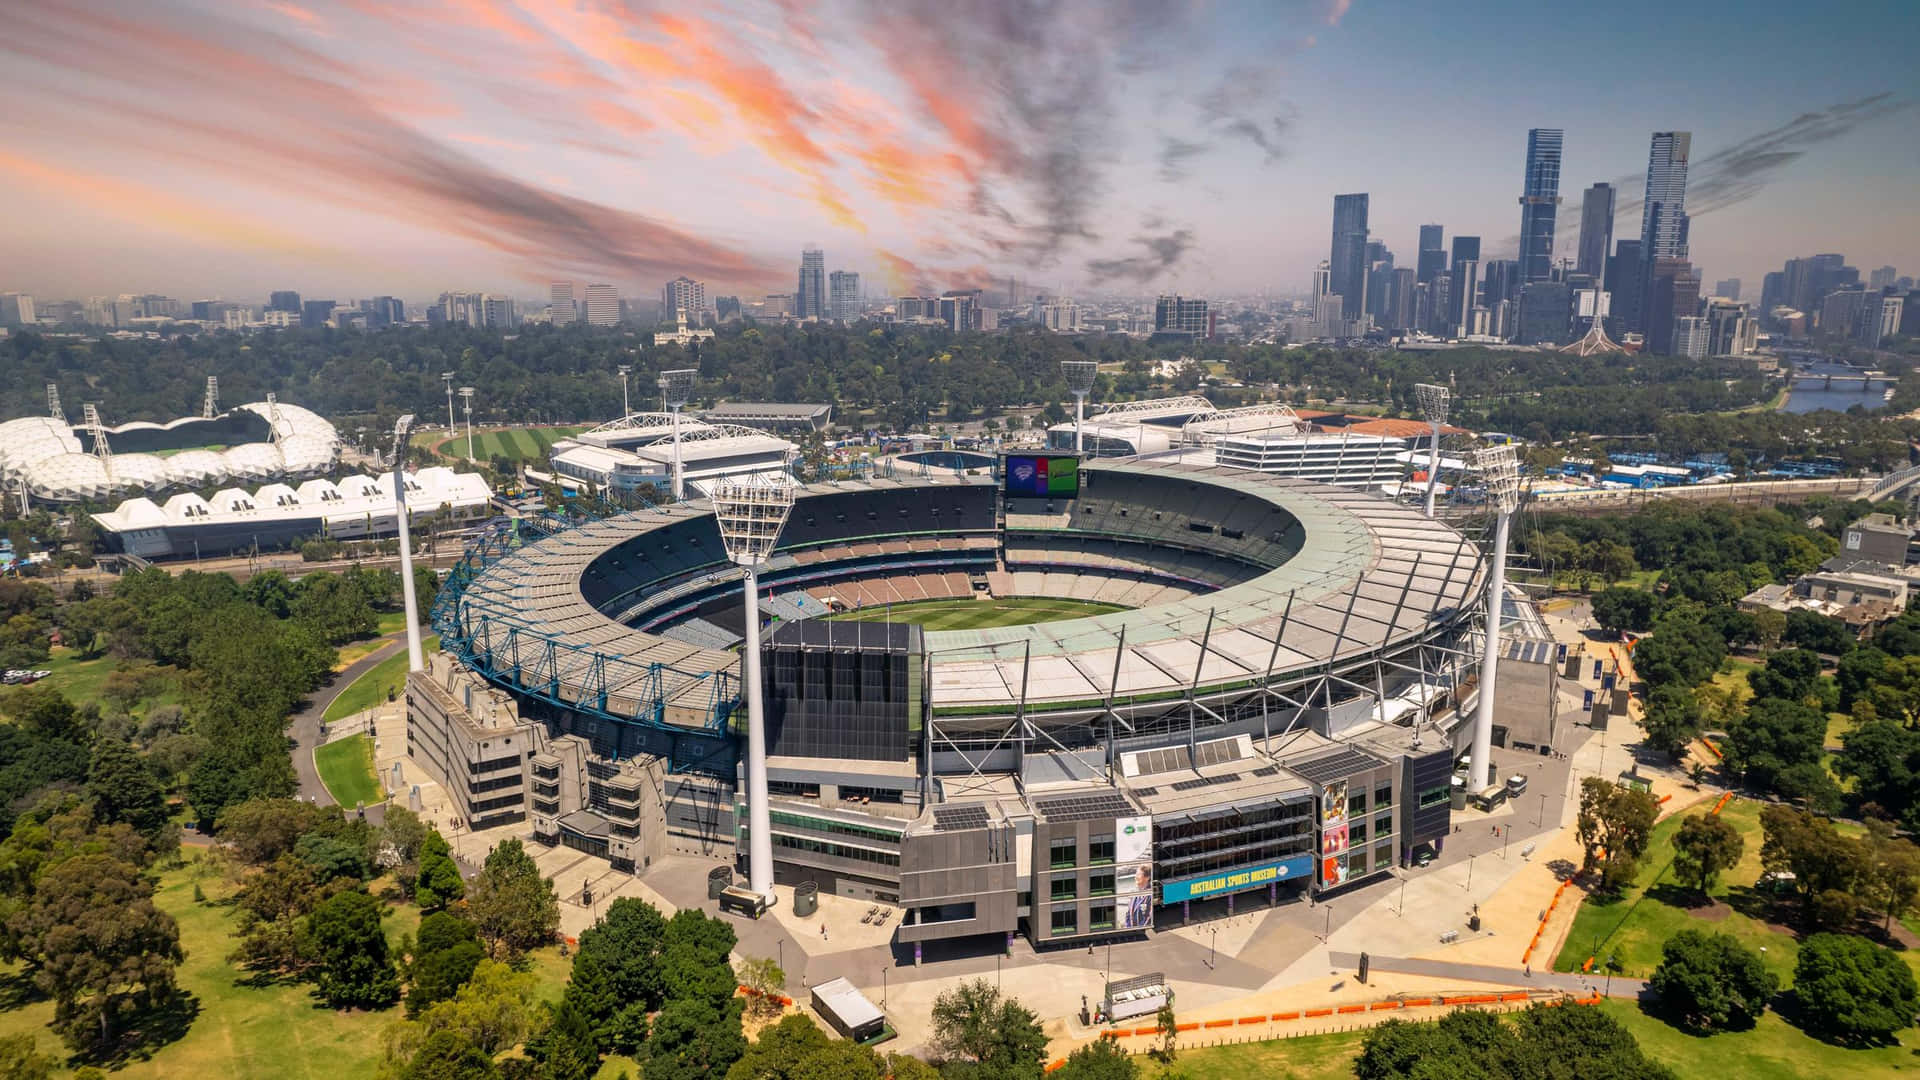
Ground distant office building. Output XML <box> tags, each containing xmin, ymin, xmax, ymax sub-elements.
<box><xmin>1518</xmin><ymin>281</ymin><xmax>1572</xmax><ymax>346</ymax></box>
<box><xmin>1607</xmin><ymin>240</ymin><xmax>1647</xmax><ymax>334</ymax></box>
<box><xmin>1481</xmin><ymin>259</ymin><xmax>1522</xmax><ymax>309</ymax></box>
<box><xmin>1329</xmin><ymin>194</ymin><xmax>1370</xmax><ymax>324</ymax></box>
<box><xmin>0</xmin><ymin>293</ymin><xmax>35</xmax><ymax>326</ymax></box>
<box><xmin>829</xmin><ymin>271</ymin><xmax>860</xmax><ymax>320</ymax></box>
<box><xmin>1644</xmin><ymin>258</ymin><xmax>1700</xmax><ymax>355</ymax></box>
<box><xmin>549</xmin><ymin>281</ymin><xmax>576</xmax><ymax>325</ymax></box>
<box><xmin>761</xmin><ymin>294</ymin><xmax>794</xmax><ymax>318</ymax></box>
<box><xmin>360</xmin><ymin>296</ymin><xmax>405</xmax><ymax>327</ymax></box>
<box><xmin>1713</xmin><ymin>278</ymin><xmax>1741</xmax><ymax>301</ymax></box>
<box><xmin>1040</xmin><ymin>298</ymin><xmax>1081</xmax><ymax>332</ymax></box>
<box><xmin>1386</xmin><ymin>267</ymin><xmax>1418</xmax><ymax>331</ymax></box>
<box><xmin>938</xmin><ymin>293</ymin><xmax>975</xmax><ymax>332</ymax></box>
<box><xmin>1154</xmin><ymin>295</ymin><xmax>1212</xmax><ymax>340</ymax></box>
<box><xmin>1871</xmin><ymin>295</ymin><xmax>1905</xmax><ymax>346</ymax></box>
<box><xmin>1310</xmin><ymin>260</ymin><xmax>1332</xmax><ymax>310</ymax></box>
<box><xmin>1574</xmin><ymin>183</ymin><xmax>1615</xmax><ymax>280</ymax></box>
<box><xmin>1365</xmin><ymin>246</ymin><xmax>1395</xmax><ymax>321</ymax></box>
<box><xmin>300</xmin><ymin>299</ymin><xmax>334</xmax><ymax>329</ymax></box>
<box><xmin>1818</xmin><ymin>287</ymin><xmax>1868</xmax><ymax>340</ymax></box>
<box><xmin>1639</xmin><ymin>132</ymin><xmax>1691</xmax><ymax>261</ymax></box>
<box><xmin>482</xmin><ymin>295</ymin><xmax>514</xmax><ymax>327</ymax></box>
<box><xmin>1517</xmin><ymin>129</ymin><xmax>1564</xmax><ymax>283</ymax></box>
<box><xmin>1673</xmin><ymin>315</ymin><xmax>1710</xmax><ymax>359</ymax></box>
<box><xmin>796</xmin><ymin>248</ymin><xmax>827</xmax><ymax>319</ymax></box>
<box><xmin>1450</xmin><ymin>236</ymin><xmax>1480</xmax><ymax>274</ymax></box>
<box><xmin>1870</xmin><ymin>265</ymin><xmax>1898</xmax><ymax>290</ymax></box>
<box><xmin>1425</xmin><ymin>273</ymin><xmax>1452</xmax><ymax>336</ymax></box>
<box><xmin>1704</xmin><ymin>298</ymin><xmax>1756</xmax><ymax>356</ymax></box>
<box><xmin>1416</xmin><ymin>224</ymin><xmax>1446</xmax><ymax>285</ymax></box>
<box><xmin>268</xmin><ymin>290</ymin><xmax>301</xmax><ymax>314</ymax></box>
<box><xmin>663</xmin><ymin>277</ymin><xmax>709</xmax><ymax>324</ymax></box>
<box><xmin>584</xmin><ymin>283</ymin><xmax>620</xmax><ymax>326</ymax></box>
<box><xmin>1450</xmin><ymin>258</ymin><xmax>1481</xmax><ymax>337</ymax></box>
<box><xmin>714</xmin><ymin>295</ymin><xmax>740</xmax><ymax>321</ymax></box>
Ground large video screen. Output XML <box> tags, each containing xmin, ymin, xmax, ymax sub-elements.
<box><xmin>1003</xmin><ymin>454</ymin><xmax>1080</xmax><ymax>498</ymax></box>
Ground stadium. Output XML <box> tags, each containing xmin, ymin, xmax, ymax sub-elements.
<box><xmin>409</xmin><ymin>456</ymin><xmax>1560</xmax><ymax>960</ymax></box>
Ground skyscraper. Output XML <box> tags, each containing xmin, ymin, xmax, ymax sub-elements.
<box><xmin>663</xmin><ymin>276</ymin><xmax>708</xmax><ymax>324</ymax></box>
<box><xmin>549</xmin><ymin>281</ymin><xmax>576</xmax><ymax>325</ymax></box>
<box><xmin>1387</xmin><ymin>267</ymin><xmax>1418</xmax><ymax>332</ymax></box>
<box><xmin>796</xmin><ymin>248</ymin><xmax>826</xmax><ymax>319</ymax></box>
<box><xmin>1154</xmin><ymin>295</ymin><xmax>1212</xmax><ymax>338</ymax></box>
<box><xmin>268</xmin><ymin>290</ymin><xmax>301</xmax><ymax>314</ymax></box>
<box><xmin>584</xmin><ymin>284</ymin><xmax>620</xmax><ymax>326</ymax></box>
<box><xmin>829</xmin><ymin>271</ymin><xmax>861</xmax><ymax>320</ymax></box>
<box><xmin>1639</xmin><ymin>132</ymin><xmax>1692</xmax><ymax>261</ymax></box>
<box><xmin>1450</xmin><ymin>258</ymin><xmax>1481</xmax><ymax>337</ymax></box>
<box><xmin>1450</xmin><ymin>236</ymin><xmax>1480</xmax><ymax>273</ymax></box>
<box><xmin>0</xmin><ymin>293</ymin><xmax>36</xmax><ymax>326</ymax></box>
<box><xmin>1329</xmin><ymin>194</ymin><xmax>1369</xmax><ymax>323</ymax></box>
<box><xmin>1575</xmin><ymin>183</ymin><xmax>1615</xmax><ymax>279</ymax></box>
<box><xmin>1645</xmin><ymin>257</ymin><xmax>1700</xmax><ymax>355</ymax></box>
<box><xmin>1870</xmin><ymin>266</ymin><xmax>1898</xmax><ymax>290</ymax></box>
<box><xmin>1518</xmin><ymin>281</ymin><xmax>1573</xmax><ymax>346</ymax></box>
<box><xmin>1516</xmin><ymin>129</ymin><xmax>1564</xmax><ymax>283</ymax></box>
<box><xmin>1607</xmin><ymin>240</ymin><xmax>1646</xmax><ymax>334</ymax></box>
<box><xmin>1713</xmin><ymin>278</ymin><xmax>1742</xmax><ymax>301</ymax></box>
<box><xmin>1417</xmin><ymin>224</ymin><xmax>1446</xmax><ymax>284</ymax></box>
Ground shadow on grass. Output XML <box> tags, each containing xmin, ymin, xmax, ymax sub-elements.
<box><xmin>1630</xmin><ymin>993</ymin><xmax>1764</xmax><ymax>1037</ymax></box>
<box><xmin>1768</xmin><ymin>988</ymin><xmax>1909</xmax><ymax>1050</ymax></box>
<box><xmin>1645</xmin><ymin>882</ymin><xmax>1716</xmax><ymax>910</ymax></box>
<box><xmin>70</xmin><ymin>987</ymin><xmax>201</xmax><ymax>1069</ymax></box>
<box><xmin>0</xmin><ymin>967</ymin><xmax>45</xmax><ymax>1010</ymax></box>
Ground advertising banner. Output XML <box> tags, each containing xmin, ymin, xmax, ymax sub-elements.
<box><xmin>1115</xmin><ymin>815</ymin><xmax>1153</xmax><ymax>864</ymax></box>
<box><xmin>1115</xmin><ymin>862</ymin><xmax>1153</xmax><ymax>897</ymax></box>
<box><xmin>1321</xmin><ymin>853</ymin><xmax>1351</xmax><ymax>888</ymax></box>
<box><xmin>1003</xmin><ymin>454</ymin><xmax>1080</xmax><ymax>498</ymax></box>
<box><xmin>1159</xmin><ymin>855</ymin><xmax>1312</xmax><ymax>904</ymax></box>
<box><xmin>1322</xmin><ymin>820</ymin><xmax>1349</xmax><ymax>857</ymax></box>
<box><xmin>1121</xmin><ymin>892</ymin><xmax>1153</xmax><ymax>930</ymax></box>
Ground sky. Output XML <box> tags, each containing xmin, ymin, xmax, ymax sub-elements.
<box><xmin>2</xmin><ymin>0</ymin><xmax>1916</xmax><ymax>304</ymax></box>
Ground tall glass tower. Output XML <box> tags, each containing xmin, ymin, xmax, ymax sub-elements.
<box><xmin>1575</xmin><ymin>183</ymin><xmax>1615</xmax><ymax>278</ymax></box>
<box><xmin>1329</xmin><ymin>194</ymin><xmax>1370</xmax><ymax>323</ymax></box>
<box><xmin>1639</xmin><ymin>132</ymin><xmax>1691</xmax><ymax>261</ymax></box>
<box><xmin>1516</xmin><ymin>128</ymin><xmax>1563</xmax><ymax>283</ymax></box>
<box><xmin>796</xmin><ymin>248</ymin><xmax>827</xmax><ymax>319</ymax></box>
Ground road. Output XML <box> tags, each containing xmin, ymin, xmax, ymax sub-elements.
<box><xmin>290</xmin><ymin>631</ymin><xmax>406</xmax><ymax>818</ymax></box>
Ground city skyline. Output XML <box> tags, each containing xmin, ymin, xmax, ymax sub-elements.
<box><xmin>0</xmin><ymin>0</ymin><xmax>1915</xmax><ymax>302</ymax></box>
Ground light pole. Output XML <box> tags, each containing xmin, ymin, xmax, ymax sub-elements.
<box><xmin>441</xmin><ymin>371</ymin><xmax>456</xmax><ymax>440</ymax></box>
<box><xmin>1323</xmin><ymin>904</ymin><xmax>1332</xmax><ymax>942</ymax></box>
<box><xmin>1414</xmin><ymin>383</ymin><xmax>1450</xmax><ymax>517</ymax></box>
<box><xmin>1062</xmin><ymin>360</ymin><xmax>1096</xmax><ymax>456</ymax></box>
<box><xmin>1469</xmin><ymin>444</ymin><xmax>1523</xmax><ymax>794</ymax></box>
<box><xmin>1466</xmin><ymin>854</ymin><xmax>1475</xmax><ymax>891</ymax></box>
<box><xmin>616</xmin><ymin>363</ymin><xmax>632</xmax><ymax>418</ymax></box>
<box><xmin>712</xmin><ymin>475</ymin><xmax>796</xmax><ymax>906</ymax></box>
<box><xmin>459</xmin><ymin>387</ymin><xmax>476</xmax><ymax>462</ymax></box>
<box><xmin>1537</xmin><ymin>792</ymin><xmax>1548</xmax><ymax>827</ymax></box>
<box><xmin>1208</xmin><ymin>926</ymin><xmax>1217</xmax><ymax>969</ymax></box>
<box><xmin>659</xmin><ymin>368</ymin><xmax>696</xmax><ymax>501</ymax></box>
<box><xmin>391</xmin><ymin>415</ymin><xmax>425</xmax><ymax>674</ymax></box>
<box><xmin>883</xmin><ymin>965</ymin><xmax>888</xmax><ymax>1008</ymax></box>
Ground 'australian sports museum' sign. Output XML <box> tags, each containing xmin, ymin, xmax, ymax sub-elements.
<box><xmin>1159</xmin><ymin>855</ymin><xmax>1312</xmax><ymax>904</ymax></box>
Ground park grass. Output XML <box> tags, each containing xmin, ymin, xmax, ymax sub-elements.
<box><xmin>1600</xmin><ymin>998</ymin><xmax>1915</xmax><ymax>1079</ymax></box>
<box><xmin>0</xmin><ymin>648</ymin><xmax>179</xmax><ymax>720</ymax></box>
<box><xmin>424</xmin><ymin>425</ymin><xmax>584</xmax><ymax>465</ymax></box>
<box><xmin>824</xmin><ymin>597</ymin><xmax>1124</xmax><ymax>631</ymax></box>
<box><xmin>314</xmin><ymin>734</ymin><xmax>381</xmax><ymax>808</ymax></box>
<box><xmin>0</xmin><ymin>860</ymin><xmax>576</xmax><ymax>1078</ymax></box>
<box><xmin>323</xmin><ymin>635</ymin><xmax>438</xmax><ymax>722</ymax></box>
<box><xmin>1135</xmin><ymin>1029</ymin><xmax>1366</xmax><ymax>1079</ymax></box>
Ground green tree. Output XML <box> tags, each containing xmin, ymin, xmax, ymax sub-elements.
<box><xmin>10</xmin><ymin>854</ymin><xmax>183</xmax><ymax>1050</ymax></box>
<box><xmin>527</xmin><ymin>998</ymin><xmax>599</xmax><ymax>1080</ymax></box>
<box><xmin>1747</xmin><ymin>648</ymin><xmax>1825</xmax><ymax>705</ymax></box>
<box><xmin>1836</xmin><ymin>719</ymin><xmax>1920</xmax><ymax>824</ymax></box>
<box><xmin>643</xmin><ymin>994</ymin><xmax>746</xmax><ymax>1080</ymax></box>
<box><xmin>1725</xmin><ymin>698</ymin><xmax>1828</xmax><ymax>795</ymax></box>
<box><xmin>1794</xmin><ymin>933</ymin><xmax>1919</xmax><ymax>1045</ymax></box>
<box><xmin>309</xmin><ymin>889</ymin><xmax>400</xmax><ymax>1009</ymax></box>
<box><xmin>1632</xmin><ymin>616</ymin><xmax>1727</xmax><ymax>692</ymax></box>
<box><xmin>1154</xmin><ymin>995</ymin><xmax>1177</xmax><ymax>1063</ymax></box>
<box><xmin>407</xmin><ymin>912</ymin><xmax>484</xmax><ymax>1017</ymax></box>
<box><xmin>84</xmin><ymin>737</ymin><xmax>170</xmax><ymax>840</ymax></box>
<box><xmin>1647</xmin><ymin>929</ymin><xmax>1776</xmax><ymax>1032</ymax></box>
<box><xmin>1640</xmin><ymin>685</ymin><xmax>1702</xmax><ymax>760</ymax></box>
<box><xmin>737</xmin><ymin>955</ymin><xmax>786</xmax><ymax>1020</ymax></box>
<box><xmin>466</xmin><ymin>840</ymin><xmax>558</xmax><ymax>959</ymax></box>
<box><xmin>560</xmin><ymin>896</ymin><xmax>667</xmax><ymax>1052</ymax></box>
<box><xmin>415</xmin><ymin>830</ymin><xmax>464</xmax><ymax>911</ymax></box>
<box><xmin>382</xmin><ymin>959</ymin><xmax>544</xmax><ymax>1074</ymax></box>
<box><xmin>1052</xmin><ymin>1036</ymin><xmax>1136</xmax><ymax>1080</ymax></box>
<box><xmin>1576</xmin><ymin>777</ymin><xmax>1660</xmax><ymax>887</ymax></box>
<box><xmin>1590</xmin><ymin>587</ymin><xmax>1658</xmax><ymax>634</ymax></box>
<box><xmin>399</xmin><ymin>1030</ymin><xmax>497</xmax><ymax>1080</ymax></box>
<box><xmin>1672</xmin><ymin>813</ymin><xmax>1744</xmax><ymax>893</ymax></box>
<box><xmin>724</xmin><ymin>1014</ymin><xmax>885</xmax><ymax>1080</ymax></box>
<box><xmin>0</xmin><ymin>1034</ymin><xmax>57</xmax><ymax>1080</ymax></box>
<box><xmin>929</xmin><ymin>979</ymin><xmax>1047</xmax><ymax>1079</ymax></box>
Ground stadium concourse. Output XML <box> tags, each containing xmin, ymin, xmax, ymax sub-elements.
<box><xmin>406</xmin><ymin>453</ymin><xmax>1578</xmax><ymax>973</ymax></box>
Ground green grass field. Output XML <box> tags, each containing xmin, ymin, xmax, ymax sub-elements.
<box><xmin>314</xmin><ymin>734</ymin><xmax>381</xmax><ymax>808</ymax></box>
<box><xmin>0</xmin><ymin>860</ymin><xmax>574</xmax><ymax>1078</ymax></box>
<box><xmin>824</xmin><ymin>597</ymin><xmax>1124</xmax><ymax>630</ymax></box>
<box><xmin>0</xmin><ymin>648</ymin><xmax>179</xmax><ymax>720</ymax></box>
<box><xmin>323</xmin><ymin>636</ymin><xmax>438</xmax><ymax>722</ymax></box>
<box><xmin>425</xmin><ymin>425</ymin><xmax>585</xmax><ymax>465</ymax></box>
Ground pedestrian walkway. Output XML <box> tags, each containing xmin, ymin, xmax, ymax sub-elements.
<box><xmin>1328</xmin><ymin>951</ymin><xmax>1643</xmax><ymax>999</ymax></box>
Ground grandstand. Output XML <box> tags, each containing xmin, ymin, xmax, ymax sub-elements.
<box><xmin>412</xmin><ymin>459</ymin><xmax>1533</xmax><ymax>956</ymax></box>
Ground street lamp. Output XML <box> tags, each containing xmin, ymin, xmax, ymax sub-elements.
<box><xmin>713</xmin><ymin>475</ymin><xmax>796</xmax><ymax>906</ymax></box>
<box><xmin>459</xmin><ymin>387</ymin><xmax>476</xmax><ymax>462</ymax></box>
<box><xmin>1414</xmin><ymin>383</ymin><xmax>1450</xmax><ymax>517</ymax></box>
<box><xmin>391</xmin><ymin>415</ymin><xmax>425</xmax><ymax>674</ymax></box>
<box><xmin>1208</xmin><ymin>926</ymin><xmax>1217</xmax><ymax>970</ymax></box>
<box><xmin>441</xmin><ymin>371</ymin><xmax>456</xmax><ymax>438</ymax></box>
<box><xmin>616</xmin><ymin>363</ymin><xmax>632</xmax><ymax>418</ymax></box>
<box><xmin>1061</xmin><ymin>360</ymin><xmax>1097</xmax><ymax>456</ymax></box>
<box><xmin>659</xmin><ymin>368</ymin><xmax>696</xmax><ymax>501</ymax></box>
<box><xmin>1468</xmin><ymin>444</ymin><xmax>1523</xmax><ymax>794</ymax></box>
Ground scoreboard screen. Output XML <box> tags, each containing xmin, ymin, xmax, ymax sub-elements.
<box><xmin>1003</xmin><ymin>454</ymin><xmax>1080</xmax><ymax>498</ymax></box>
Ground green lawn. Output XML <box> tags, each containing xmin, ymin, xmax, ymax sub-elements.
<box><xmin>323</xmin><ymin>636</ymin><xmax>438</xmax><ymax>722</ymax></box>
<box><xmin>428</xmin><ymin>425</ymin><xmax>584</xmax><ymax>465</ymax></box>
<box><xmin>824</xmin><ymin>597</ymin><xmax>1124</xmax><ymax>630</ymax></box>
<box><xmin>314</xmin><ymin>734</ymin><xmax>381</xmax><ymax>808</ymax></box>
<box><xmin>1601</xmin><ymin>998</ymin><xmax>1916</xmax><ymax>1079</ymax></box>
<box><xmin>0</xmin><ymin>860</ymin><xmax>575</xmax><ymax>1078</ymax></box>
<box><xmin>1136</xmin><ymin>1029</ymin><xmax>1366</xmax><ymax>1079</ymax></box>
<box><xmin>0</xmin><ymin>648</ymin><xmax>178</xmax><ymax>720</ymax></box>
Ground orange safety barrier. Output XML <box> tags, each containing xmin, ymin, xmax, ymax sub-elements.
<box><xmin>1045</xmin><ymin>1060</ymin><xmax>1065</xmax><ymax>1073</ymax></box>
<box><xmin>1132</xmin><ymin>1026</ymin><xmax>1160</xmax><ymax>1037</ymax></box>
<box><xmin>1304</xmin><ymin>1007</ymin><xmax>1333</xmax><ymax>1018</ymax></box>
<box><xmin>1657</xmin><ymin>793</ymin><xmax>1672</xmax><ymax>804</ymax></box>
<box><xmin>1402</xmin><ymin>997</ymin><xmax>1433</xmax><ymax>1008</ymax></box>
<box><xmin>1501</xmin><ymin>992</ymin><xmax>1530</xmax><ymax>1002</ymax></box>
<box><xmin>1099</xmin><ymin>1030</ymin><xmax>1123</xmax><ymax>1040</ymax></box>
<box><xmin>1273</xmin><ymin>1011</ymin><xmax>1301</xmax><ymax>1021</ymax></box>
<box><xmin>1204</xmin><ymin>1019</ymin><xmax>1234</xmax><ymax>1029</ymax></box>
<box><xmin>1237</xmin><ymin>1016</ymin><xmax>1265</xmax><ymax>1025</ymax></box>
<box><xmin>1338</xmin><ymin>1004</ymin><xmax>1367</xmax><ymax>1014</ymax></box>
<box><xmin>1174</xmin><ymin>1022</ymin><xmax>1199</xmax><ymax>1032</ymax></box>
<box><xmin>1370</xmin><ymin>1001</ymin><xmax>1402</xmax><ymax>1011</ymax></box>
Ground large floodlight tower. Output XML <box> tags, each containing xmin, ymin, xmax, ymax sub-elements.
<box><xmin>616</xmin><ymin>363</ymin><xmax>632</xmax><ymax>418</ymax></box>
<box><xmin>1062</xmin><ymin>360</ymin><xmax>1097</xmax><ymax>455</ymax></box>
<box><xmin>459</xmin><ymin>387</ymin><xmax>476</xmax><ymax>461</ymax></box>
<box><xmin>441</xmin><ymin>371</ymin><xmax>456</xmax><ymax>435</ymax></box>
<box><xmin>1468</xmin><ymin>444</ymin><xmax>1522</xmax><ymax>793</ymax></box>
<box><xmin>1414</xmin><ymin>383</ymin><xmax>1451</xmax><ymax>517</ymax></box>
<box><xmin>658</xmin><ymin>368</ymin><xmax>696</xmax><ymax>501</ymax></box>
<box><xmin>713</xmin><ymin>475</ymin><xmax>795</xmax><ymax>906</ymax></box>
<box><xmin>392</xmin><ymin>415</ymin><xmax>426</xmax><ymax>674</ymax></box>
